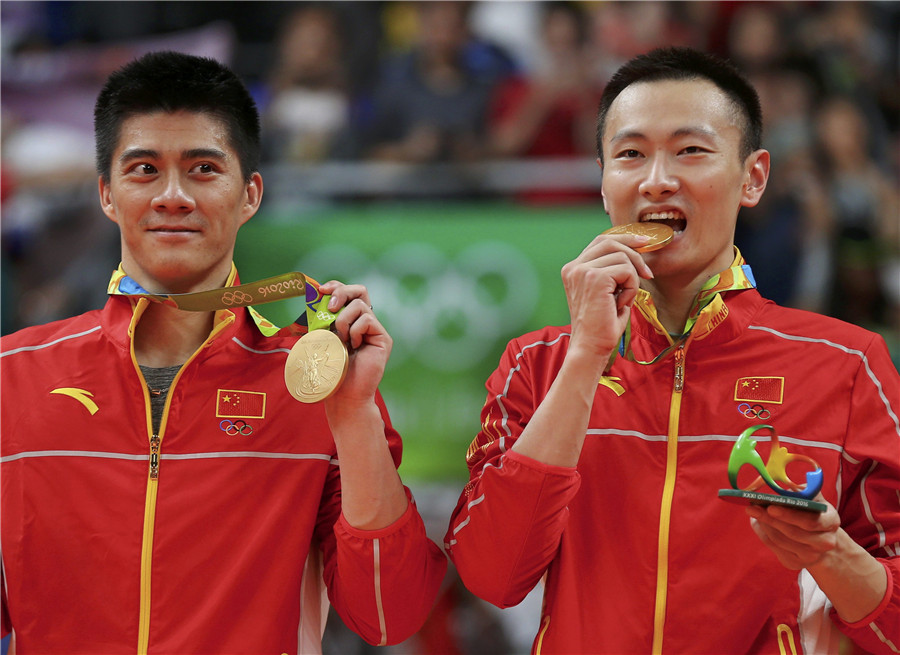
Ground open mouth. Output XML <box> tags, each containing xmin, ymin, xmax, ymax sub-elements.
<box><xmin>641</xmin><ymin>211</ymin><xmax>686</xmax><ymax>234</ymax></box>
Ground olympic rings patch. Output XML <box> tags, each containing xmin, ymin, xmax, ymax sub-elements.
<box><xmin>221</xmin><ymin>290</ymin><xmax>253</xmax><ymax>306</ymax></box>
<box><xmin>219</xmin><ymin>419</ymin><xmax>253</xmax><ymax>436</ymax></box>
<box><xmin>737</xmin><ymin>403</ymin><xmax>771</xmax><ymax>420</ymax></box>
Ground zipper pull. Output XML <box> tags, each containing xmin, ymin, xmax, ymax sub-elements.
<box><xmin>674</xmin><ymin>345</ymin><xmax>685</xmax><ymax>392</ymax></box>
<box><xmin>149</xmin><ymin>435</ymin><xmax>161</xmax><ymax>480</ymax></box>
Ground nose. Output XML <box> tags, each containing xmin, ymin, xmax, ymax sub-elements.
<box><xmin>638</xmin><ymin>154</ymin><xmax>679</xmax><ymax>199</ymax></box>
<box><xmin>152</xmin><ymin>174</ymin><xmax>195</xmax><ymax>213</ymax></box>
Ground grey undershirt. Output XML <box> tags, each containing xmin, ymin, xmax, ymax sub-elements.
<box><xmin>139</xmin><ymin>365</ymin><xmax>181</xmax><ymax>434</ymax></box>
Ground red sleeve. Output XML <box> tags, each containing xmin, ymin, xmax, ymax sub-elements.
<box><xmin>830</xmin><ymin>334</ymin><xmax>900</xmax><ymax>653</ymax></box>
<box><xmin>444</xmin><ymin>337</ymin><xmax>581</xmax><ymax>608</ymax></box>
<box><xmin>315</xmin><ymin>391</ymin><xmax>447</xmax><ymax>646</ymax></box>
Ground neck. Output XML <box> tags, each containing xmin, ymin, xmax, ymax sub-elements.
<box><xmin>642</xmin><ymin>266</ymin><xmax>726</xmax><ymax>335</ymax></box>
<box><xmin>134</xmin><ymin>302</ymin><xmax>215</xmax><ymax>368</ymax></box>
<box><xmin>641</xmin><ymin>281</ymin><xmax>698</xmax><ymax>335</ymax></box>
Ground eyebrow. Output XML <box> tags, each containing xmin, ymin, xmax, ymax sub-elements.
<box><xmin>118</xmin><ymin>147</ymin><xmax>229</xmax><ymax>164</ymax></box>
<box><xmin>609</xmin><ymin>126</ymin><xmax>718</xmax><ymax>143</ymax></box>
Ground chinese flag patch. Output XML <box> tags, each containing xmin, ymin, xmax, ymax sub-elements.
<box><xmin>217</xmin><ymin>389</ymin><xmax>266</xmax><ymax>419</ymax></box>
<box><xmin>734</xmin><ymin>377</ymin><xmax>784</xmax><ymax>404</ymax></box>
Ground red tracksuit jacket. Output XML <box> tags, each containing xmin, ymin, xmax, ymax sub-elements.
<box><xmin>1</xmin><ymin>286</ymin><xmax>446</xmax><ymax>654</ymax></box>
<box><xmin>447</xmin><ymin>286</ymin><xmax>900</xmax><ymax>654</ymax></box>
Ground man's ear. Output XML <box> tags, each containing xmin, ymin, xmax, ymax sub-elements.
<box><xmin>740</xmin><ymin>149</ymin><xmax>770</xmax><ymax>208</ymax></box>
<box><xmin>98</xmin><ymin>176</ymin><xmax>119</xmax><ymax>224</ymax></box>
<box><xmin>239</xmin><ymin>172</ymin><xmax>264</xmax><ymax>226</ymax></box>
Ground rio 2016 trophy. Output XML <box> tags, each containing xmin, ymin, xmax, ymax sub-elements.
<box><xmin>718</xmin><ymin>424</ymin><xmax>827</xmax><ymax>513</ymax></box>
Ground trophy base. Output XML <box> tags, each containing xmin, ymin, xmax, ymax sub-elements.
<box><xmin>718</xmin><ymin>489</ymin><xmax>827</xmax><ymax>513</ymax></box>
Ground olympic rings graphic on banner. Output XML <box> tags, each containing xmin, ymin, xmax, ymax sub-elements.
<box><xmin>737</xmin><ymin>403</ymin><xmax>771</xmax><ymax>420</ymax></box>
<box><xmin>219</xmin><ymin>419</ymin><xmax>253</xmax><ymax>436</ymax></box>
<box><xmin>222</xmin><ymin>290</ymin><xmax>253</xmax><ymax>306</ymax></box>
<box><xmin>297</xmin><ymin>241</ymin><xmax>540</xmax><ymax>372</ymax></box>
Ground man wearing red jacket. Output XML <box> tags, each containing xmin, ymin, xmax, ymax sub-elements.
<box><xmin>1</xmin><ymin>51</ymin><xmax>446</xmax><ymax>653</ymax></box>
<box><xmin>446</xmin><ymin>47</ymin><xmax>899</xmax><ymax>654</ymax></box>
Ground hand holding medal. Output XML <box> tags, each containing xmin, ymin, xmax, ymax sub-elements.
<box><xmin>285</xmin><ymin>281</ymin><xmax>388</xmax><ymax>405</ymax></box>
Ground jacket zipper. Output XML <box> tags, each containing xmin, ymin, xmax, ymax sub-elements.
<box><xmin>135</xmin><ymin>305</ymin><xmax>235</xmax><ymax>654</ymax></box>
<box><xmin>652</xmin><ymin>342</ymin><xmax>686</xmax><ymax>654</ymax></box>
<box><xmin>149</xmin><ymin>435</ymin><xmax>160</xmax><ymax>480</ymax></box>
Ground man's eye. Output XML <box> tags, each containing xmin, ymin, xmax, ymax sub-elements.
<box><xmin>193</xmin><ymin>163</ymin><xmax>215</xmax><ymax>174</ymax></box>
<box><xmin>133</xmin><ymin>163</ymin><xmax>156</xmax><ymax>175</ymax></box>
<box><xmin>616</xmin><ymin>149</ymin><xmax>641</xmax><ymax>159</ymax></box>
<box><xmin>680</xmin><ymin>146</ymin><xmax>706</xmax><ymax>155</ymax></box>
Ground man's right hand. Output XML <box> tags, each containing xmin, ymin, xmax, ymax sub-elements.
<box><xmin>560</xmin><ymin>231</ymin><xmax>655</xmax><ymax>362</ymax></box>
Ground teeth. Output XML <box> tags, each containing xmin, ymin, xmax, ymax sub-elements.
<box><xmin>642</xmin><ymin>211</ymin><xmax>684</xmax><ymax>221</ymax></box>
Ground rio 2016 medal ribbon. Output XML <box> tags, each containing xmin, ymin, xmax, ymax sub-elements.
<box><xmin>108</xmin><ymin>268</ymin><xmax>349</xmax><ymax>403</ymax></box>
<box><xmin>284</xmin><ymin>330</ymin><xmax>348</xmax><ymax>403</ymax></box>
<box><xmin>602</xmin><ymin>222</ymin><xmax>674</xmax><ymax>252</ymax></box>
<box><xmin>718</xmin><ymin>424</ymin><xmax>827</xmax><ymax>513</ymax></box>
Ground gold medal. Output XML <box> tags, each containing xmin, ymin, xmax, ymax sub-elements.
<box><xmin>284</xmin><ymin>330</ymin><xmax>349</xmax><ymax>403</ymax></box>
<box><xmin>603</xmin><ymin>222</ymin><xmax>674</xmax><ymax>252</ymax></box>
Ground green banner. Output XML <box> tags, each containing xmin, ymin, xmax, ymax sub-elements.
<box><xmin>236</xmin><ymin>201</ymin><xmax>610</xmax><ymax>481</ymax></box>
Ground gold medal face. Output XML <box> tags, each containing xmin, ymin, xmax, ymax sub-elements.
<box><xmin>284</xmin><ymin>330</ymin><xmax>349</xmax><ymax>403</ymax></box>
<box><xmin>603</xmin><ymin>222</ymin><xmax>674</xmax><ymax>252</ymax></box>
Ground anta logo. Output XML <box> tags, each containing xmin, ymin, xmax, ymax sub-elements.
<box><xmin>598</xmin><ymin>376</ymin><xmax>625</xmax><ymax>396</ymax></box>
<box><xmin>50</xmin><ymin>387</ymin><xmax>99</xmax><ymax>415</ymax></box>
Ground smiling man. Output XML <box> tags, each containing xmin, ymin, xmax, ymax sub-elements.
<box><xmin>446</xmin><ymin>47</ymin><xmax>899</xmax><ymax>654</ymax></box>
<box><xmin>1</xmin><ymin>51</ymin><xmax>446</xmax><ymax>653</ymax></box>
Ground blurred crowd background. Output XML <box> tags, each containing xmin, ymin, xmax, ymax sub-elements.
<box><xmin>1</xmin><ymin>2</ymin><xmax>899</xmax><ymax>653</ymax></box>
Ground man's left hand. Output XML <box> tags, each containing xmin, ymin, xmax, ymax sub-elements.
<box><xmin>318</xmin><ymin>280</ymin><xmax>391</xmax><ymax>404</ymax></box>
<box><xmin>747</xmin><ymin>497</ymin><xmax>841</xmax><ymax>569</ymax></box>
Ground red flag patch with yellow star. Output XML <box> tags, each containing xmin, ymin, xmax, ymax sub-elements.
<box><xmin>734</xmin><ymin>377</ymin><xmax>784</xmax><ymax>404</ymax></box>
<box><xmin>217</xmin><ymin>389</ymin><xmax>266</xmax><ymax>419</ymax></box>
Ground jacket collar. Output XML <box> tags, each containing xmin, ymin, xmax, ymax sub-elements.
<box><xmin>101</xmin><ymin>264</ymin><xmax>244</xmax><ymax>352</ymax></box>
<box><xmin>627</xmin><ymin>249</ymin><xmax>765</xmax><ymax>358</ymax></box>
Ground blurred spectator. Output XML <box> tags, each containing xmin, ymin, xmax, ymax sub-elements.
<box><xmin>584</xmin><ymin>1</ymin><xmax>699</xmax><ymax>85</ymax></box>
<box><xmin>487</xmin><ymin>2</ymin><xmax>596</xmax><ymax>160</ymax></box>
<box><xmin>262</xmin><ymin>4</ymin><xmax>353</xmax><ymax>162</ymax></box>
<box><xmin>812</xmin><ymin>96</ymin><xmax>899</xmax><ymax>339</ymax></box>
<box><xmin>726</xmin><ymin>3</ymin><xmax>789</xmax><ymax>75</ymax></box>
<box><xmin>802</xmin><ymin>1</ymin><xmax>899</xmax><ymax>137</ymax></box>
<box><xmin>359</xmin><ymin>1</ymin><xmax>515</xmax><ymax>164</ymax></box>
<box><xmin>736</xmin><ymin>66</ymin><xmax>835</xmax><ymax>313</ymax></box>
<box><xmin>485</xmin><ymin>1</ymin><xmax>601</xmax><ymax>203</ymax></box>
<box><xmin>469</xmin><ymin>1</ymin><xmax>542</xmax><ymax>74</ymax></box>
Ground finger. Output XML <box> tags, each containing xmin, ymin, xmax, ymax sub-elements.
<box><xmin>759</xmin><ymin>501</ymin><xmax>841</xmax><ymax>533</ymax></box>
<box><xmin>333</xmin><ymin>299</ymin><xmax>387</xmax><ymax>350</ymax></box>
<box><xmin>747</xmin><ymin>508</ymin><xmax>838</xmax><ymax>554</ymax></box>
<box><xmin>579</xmin><ymin>236</ymin><xmax>654</xmax><ymax>279</ymax></box>
<box><xmin>317</xmin><ymin>281</ymin><xmax>372</xmax><ymax>312</ymax></box>
<box><xmin>750</xmin><ymin>520</ymin><xmax>806</xmax><ymax>569</ymax></box>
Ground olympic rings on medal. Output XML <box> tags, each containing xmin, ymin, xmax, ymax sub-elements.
<box><xmin>219</xmin><ymin>419</ymin><xmax>253</xmax><ymax>436</ymax></box>
<box><xmin>737</xmin><ymin>403</ymin><xmax>771</xmax><ymax>420</ymax></box>
<box><xmin>221</xmin><ymin>290</ymin><xmax>253</xmax><ymax>306</ymax></box>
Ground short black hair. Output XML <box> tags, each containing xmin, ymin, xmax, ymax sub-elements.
<box><xmin>94</xmin><ymin>51</ymin><xmax>261</xmax><ymax>182</ymax></box>
<box><xmin>596</xmin><ymin>47</ymin><xmax>762</xmax><ymax>163</ymax></box>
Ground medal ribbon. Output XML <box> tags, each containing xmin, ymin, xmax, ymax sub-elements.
<box><xmin>608</xmin><ymin>250</ymin><xmax>756</xmax><ymax>370</ymax></box>
<box><xmin>107</xmin><ymin>265</ymin><xmax>338</xmax><ymax>337</ymax></box>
